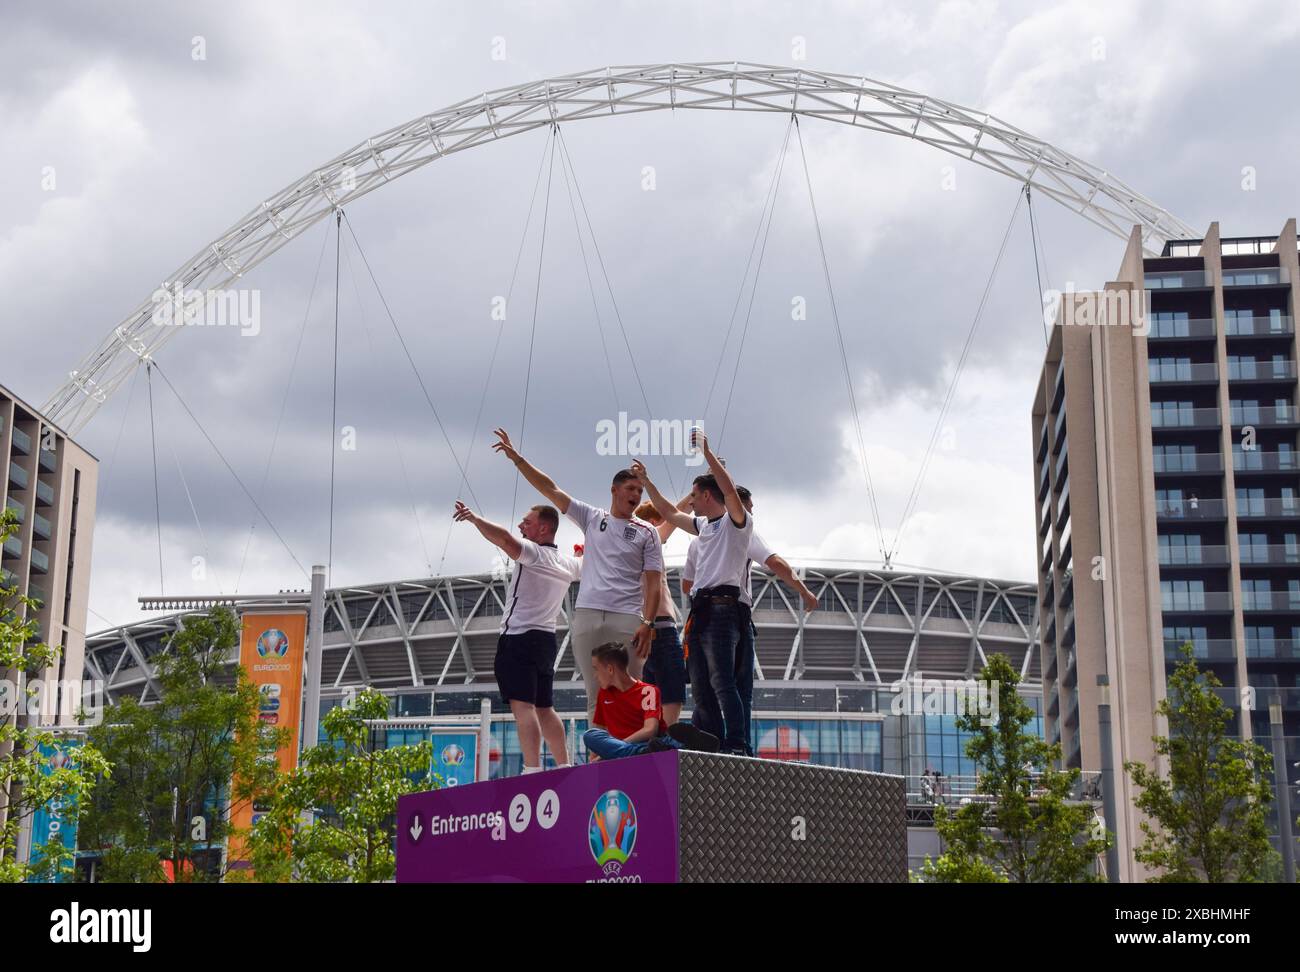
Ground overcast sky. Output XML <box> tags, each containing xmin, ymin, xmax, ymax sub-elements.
<box><xmin>2</xmin><ymin>0</ymin><xmax>1297</xmax><ymax>632</ymax></box>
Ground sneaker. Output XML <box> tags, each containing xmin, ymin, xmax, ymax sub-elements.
<box><xmin>667</xmin><ymin>722</ymin><xmax>720</xmax><ymax>753</ymax></box>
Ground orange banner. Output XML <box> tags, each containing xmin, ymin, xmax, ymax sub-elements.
<box><xmin>227</xmin><ymin>611</ymin><xmax>307</xmax><ymax>873</ymax></box>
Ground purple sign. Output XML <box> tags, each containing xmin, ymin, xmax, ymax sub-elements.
<box><xmin>397</xmin><ymin>750</ymin><xmax>679</xmax><ymax>883</ymax></box>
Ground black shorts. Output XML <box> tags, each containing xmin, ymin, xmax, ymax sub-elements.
<box><xmin>494</xmin><ymin>629</ymin><xmax>559</xmax><ymax>707</ymax></box>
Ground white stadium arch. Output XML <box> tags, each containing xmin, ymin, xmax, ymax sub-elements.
<box><xmin>43</xmin><ymin>61</ymin><xmax>1196</xmax><ymax>432</ymax></box>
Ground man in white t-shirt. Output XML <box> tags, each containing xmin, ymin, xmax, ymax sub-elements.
<box><xmin>454</xmin><ymin>500</ymin><xmax>581</xmax><ymax>774</ymax></box>
<box><xmin>632</xmin><ymin>431</ymin><xmax>752</xmax><ymax>754</ymax></box>
<box><xmin>491</xmin><ymin>428</ymin><xmax>663</xmax><ymax>726</ymax></box>
<box><xmin>682</xmin><ymin>486</ymin><xmax>819</xmax><ymax>749</ymax></box>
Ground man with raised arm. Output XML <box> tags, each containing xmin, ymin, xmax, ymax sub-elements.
<box><xmin>491</xmin><ymin>428</ymin><xmax>662</xmax><ymax>726</ymax></box>
<box><xmin>681</xmin><ymin>486</ymin><xmax>820</xmax><ymax>751</ymax></box>
<box><xmin>453</xmin><ymin>500</ymin><xmax>580</xmax><ymax>774</ymax></box>
<box><xmin>631</xmin><ymin>430</ymin><xmax>752</xmax><ymax>755</ymax></box>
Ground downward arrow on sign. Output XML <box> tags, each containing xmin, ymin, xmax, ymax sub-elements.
<box><xmin>410</xmin><ymin>816</ymin><xmax>423</xmax><ymax>841</ymax></box>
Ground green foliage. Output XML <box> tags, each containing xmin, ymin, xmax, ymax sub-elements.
<box><xmin>0</xmin><ymin>508</ymin><xmax>109</xmax><ymax>883</ymax></box>
<box><xmin>920</xmin><ymin>654</ymin><xmax>1110</xmax><ymax>883</ymax></box>
<box><xmin>246</xmin><ymin>688</ymin><xmax>434</xmax><ymax>883</ymax></box>
<box><xmin>79</xmin><ymin>606</ymin><xmax>285</xmax><ymax>882</ymax></box>
<box><xmin>1125</xmin><ymin>644</ymin><xmax>1277</xmax><ymax>883</ymax></box>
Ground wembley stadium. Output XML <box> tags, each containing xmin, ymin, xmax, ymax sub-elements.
<box><xmin>83</xmin><ymin>563</ymin><xmax>1046</xmax><ymax>872</ymax></box>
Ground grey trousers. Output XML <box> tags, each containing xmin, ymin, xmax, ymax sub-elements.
<box><xmin>570</xmin><ymin>606</ymin><xmax>645</xmax><ymax>724</ymax></box>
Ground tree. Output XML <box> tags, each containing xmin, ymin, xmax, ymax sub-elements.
<box><xmin>1125</xmin><ymin>644</ymin><xmax>1277</xmax><ymax>882</ymax></box>
<box><xmin>0</xmin><ymin>508</ymin><xmax>109</xmax><ymax>882</ymax></box>
<box><xmin>921</xmin><ymin>653</ymin><xmax>1109</xmax><ymax>882</ymax></box>
<box><xmin>246</xmin><ymin>688</ymin><xmax>433</xmax><ymax>883</ymax></box>
<box><xmin>79</xmin><ymin>606</ymin><xmax>284</xmax><ymax>882</ymax></box>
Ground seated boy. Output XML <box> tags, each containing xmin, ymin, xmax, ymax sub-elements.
<box><xmin>582</xmin><ymin>642</ymin><xmax>718</xmax><ymax>760</ymax></box>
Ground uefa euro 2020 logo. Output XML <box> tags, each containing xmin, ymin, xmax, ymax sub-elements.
<box><xmin>589</xmin><ymin>789</ymin><xmax>636</xmax><ymax>876</ymax></box>
<box><xmin>256</xmin><ymin>628</ymin><xmax>290</xmax><ymax>658</ymax></box>
<box><xmin>440</xmin><ymin>743</ymin><xmax>466</xmax><ymax>766</ymax></box>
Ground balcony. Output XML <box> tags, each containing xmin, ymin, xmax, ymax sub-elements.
<box><xmin>32</xmin><ymin>512</ymin><xmax>51</xmax><ymax>542</ymax></box>
<box><xmin>1145</xmin><ymin>270</ymin><xmax>1210</xmax><ymax>289</ymax></box>
<box><xmin>35</xmin><ymin>480</ymin><xmax>53</xmax><ymax>506</ymax></box>
<box><xmin>4</xmin><ymin>496</ymin><xmax>24</xmax><ymax>523</ymax></box>
<box><xmin>8</xmin><ymin>461</ymin><xmax>28</xmax><ymax>491</ymax></box>
<box><xmin>29</xmin><ymin>547</ymin><xmax>48</xmax><ymax>574</ymax></box>
<box><xmin>1047</xmin><ymin>686</ymin><xmax>1060</xmax><ymax>717</ymax></box>
<box><xmin>1221</xmin><ymin>266</ymin><xmax>1288</xmax><ymax>288</ymax></box>
<box><xmin>1056</xmin><ymin>479</ymin><xmax>1071</xmax><ymax>521</ymax></box>
<box><xmin>1149</xmin><ymin>362</ymin><xmax>1219</xmax><ymax>384</ymax></box>
<box><xmin>1164</xmin><ymin>639</ymin><xmax>1237</xmax><ymax>662</ymax></box>
<box><xmin>1234</xmin><ymin>450</ymin><xmax>1300</xmax><ymax>474</ymax></box>
<box><xmin>10</xmin><ymin>426</ymin><xmax>31</xmax><ymax>454</ymax></box>
<box><xmin>1158</xmin><ymin>544</ymin><xmax>1230</xmax><ymax>566</ymax></box>
<box><xmin>27</xmin><ymin>584</ymin><xmax>46</xmax><ymax>606</ymax></box>
<box><xmin>1052</xmin><ymin>360</ymin><xmax>1066</xmax><ymax>412</ymax></box>
<box><xmin>1044</xmin><ymin>648</ymin><xmax>1059</xmax><ymax>682</ymax></box>
<box><xmin>1226</xmin><ymin>314</ymin><xmax>1294</xmax><ymax>337</ymax></box>
<box><xmin>1058</xmin><ymin>570</ymin><xmax>1074</xmax><ymax>609</ymax></box>
<box><xmin>1227</xmin><ymin>360</ymin><xmax>1297</xmax><ymax>382</ymax></box>
<box><xmin>1238</xmin><ymin>544</ymin><xmax>1300</xmax><ymax>566</ymax></box>
<box><xmin>1237</xmin><ymin>498</ymin><xmax>1300</xmax><ymax>520</ymax></box>
<box><xmin>1156</xmin><ymin>497</ymin><xmax>1226</xmax><ymax>520</ymax></box>
<box><xmin>1161</xmin><ymin>590</ymin><xmax>1234</xmax><ymax>613</ymax></box>
<box><xmin>2</xmin><ymin>535</ymin><xmax>21</xmax><ymax>559</ymax></box>
<box><xmin>1062</xmin><ymin>690</ymin><xmax>1080</xmax><ymax>729</ymax></box>
<box><xmin>1245</xmin><ymin>640</ymin><xmax>1300</xmax><ymax>660</ymax></box>
<box><xmin>1052</xmin><ymin>404</ymin><xmax>1068</xmax><ymax>454</ymax></box>
<box><xmin>1147</xmin><ymin>317</ymin><xmax>1216</xmax><ymax>341</ymax></box>
<box><xmin>1153</xmin><ymin>452</ymin><xmax>1223</xmax><ymax>474</ymax></box>
<box><xmin>1151</xmin><ymin>406</ymin><xmax>1220</xmax><ymax>429</ymax></box>
<box><xmin>1054</xmin><ymin>444</ymin><xmax>1069</xmax><ymax>485</ymax></box>
<box><xmin>1037</xmin><ymin>459</ymin><xmax>1050</xmax><ymax>501</ymax></box>
<box><xmin>38</xmin><ymin>448</ymin><xmax>56</xmax><ymax>474</ymax></box>
<box><xmin>1241</xmin><ymin>591</ymin><xmax>1300</xmax><ymax>612</ymax></box>
<box><xmin>1230</xmin><ymin>405</ymin><xmax>1300</xmax><ymax>427</ymax></box>
<box><xmin>1061</xmin><ymin>649</ymin><xmax>1078</xmax><ymax>689</ymax></box>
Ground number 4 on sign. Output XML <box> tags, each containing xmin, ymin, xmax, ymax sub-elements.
<box><xmin>537</xmin><ymin>789</ymin><xmax>559</xmax><ymax>830</ymax></box>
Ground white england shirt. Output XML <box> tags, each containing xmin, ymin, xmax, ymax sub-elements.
<box><xmin>501</xmin><ymin>539</ymin><xmax>582</xmax><ymax>635</ymax></box>
<box><xmin>565</xmin><ymin>498</ymin><xmax>664</xmax><ymax>616</ymax></box>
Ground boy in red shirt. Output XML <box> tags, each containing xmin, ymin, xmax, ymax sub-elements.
<box><xmin>583</xmin><ymin>642</ymin><xmax>718</xmax><ymax>761</ymax></box>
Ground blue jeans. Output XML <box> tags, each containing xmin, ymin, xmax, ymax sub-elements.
<box><xmin>734</xmin><ymin>606</ymin><xmax>756</xmax><ymax>756</ymax></box>
<box><xmin>642</xmin><ymin>624</ymin><xmax>688</xmax><ymax>706</ymax></box>
<box><xmin>583</xmin><ymin>727</ymin><xmax>680</xmax><ymax>761</ymax></box>
<box><xmin>687</xmin><ymin>596</ymin><xmax>747</xmax><ymax>752</ymax></box>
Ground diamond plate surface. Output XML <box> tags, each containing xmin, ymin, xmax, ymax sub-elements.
<box><xmin>677</xmin><ymin>752</ymin><xmax>907</xmax><ymax>882</ymax></box>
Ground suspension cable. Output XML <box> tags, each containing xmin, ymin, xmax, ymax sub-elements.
<box><xmin>340</xmin><ymin>230</ymin><xmax>435</xmax><ymax>576</ymax></box>
<box><xmin>329</xmin><ymin>210</ymin><xmax>342</xmax><ymax>584</ymax></box>
<box><xmin>151</xmin><ymin>362</ymin><xmax>309</xmax><ymax>578</ymax></box>
<box><xmin>234</xmin><ymin>215</ymin><xmax>332</xmax><ymax>592</ymax></box>
<box><xmin>435</xmin><ymin>130</ymin><xmax>556</xmax><ymax>576</ymax></box>
<box><xmin>703</xmin><ymin>116</ymin><xmax>794</xmax><ymax>425</ymax></box>
<box><xmin>146</xmin><ymin>363</ymin><xmax>164</xmax><ymax>595</ymax></box>
<box><xmin>554</xmin><ymin>126</ymin><xmax>679</xmax><ymax>496</ymax></box>
<box><xmin>718</xmin><ymin>117</ymin><xmax>795</xmax><ymax>449</ymax></box>
<box><xmin>556</xmin><ymin>127</ymin><xmax>622</xmax><ymax>415</ymax></box>
<box><xmin>511</xmin><ymin>128</ymin><xmax>559</xmax><ymax>524</ymax></box>
<box><xmin>1025</xmin><ymin>185</ymin><xmax>1050</xmax><ymax>347</ymax></box>
<box><xmin>888</xmin><ymin>188</ymin><xmax>1026</xmax><ymax>562</ymax></box>
<box><xmin>169</xmin><ymin>440</ymin><xmax>224</xmax><ymax>594</ymax></box>
<box><xmin>340</xmin><ymin>212</ymin><xmax>483</xmax><ymax>512</ymax></box>
<box><xmin>792</xmin><ymin>116</ymin><xmax>889</xmax><ymax>564</ymax></box>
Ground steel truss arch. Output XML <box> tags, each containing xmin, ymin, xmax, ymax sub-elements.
<box><xmin>44</xmin><ymin>61</ymin><xmax>1195</xmax><ymax>431</ymax></box>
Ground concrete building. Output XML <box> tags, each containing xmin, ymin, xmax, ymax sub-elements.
<box><xmin>1033</xmin><ymin>219</ymin><xmax>1300</xmax><ymax>880</ymax></box>
<box><xmin>1</xmin><ymin>381</ymin><xmax>99</xmax><ymax>724</ymax></box>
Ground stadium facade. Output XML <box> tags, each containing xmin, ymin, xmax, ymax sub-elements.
<box><xmin>84</xmin><ymin>563</ymin><xmax>1048</xmax><ymax>874</ymax></box>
